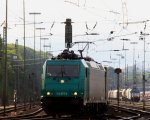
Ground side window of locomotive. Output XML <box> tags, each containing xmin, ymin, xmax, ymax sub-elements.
<box><xmin>46</xmin><ymin>65</ymin><xmax>61</xmax><ymax>77</ymax></box>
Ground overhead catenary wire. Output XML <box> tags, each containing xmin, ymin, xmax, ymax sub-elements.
<box><xmin>64</xmin><ymin>0</ymin><xmax>122</xmax><ymax>23</ymax></box>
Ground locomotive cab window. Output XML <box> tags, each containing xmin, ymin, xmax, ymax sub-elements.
<box><xmin>46</xmin><ymin>65</ymin><xmax>80</xmax><ymax>77</ymax></box>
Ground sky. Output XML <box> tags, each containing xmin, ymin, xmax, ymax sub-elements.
<box><xmin>1</xmin><ymin>0</ymin><xmax>150</xmax><ymax>68</ymax></box>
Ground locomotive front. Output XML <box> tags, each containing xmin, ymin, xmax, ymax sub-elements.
<box><xmin>41</xmin><ymin>59</ymin><xmax>87</xmax><ymax>115</ymax></box>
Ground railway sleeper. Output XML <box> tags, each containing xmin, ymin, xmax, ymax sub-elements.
<box><xmin>85</xmin><ymin>103</ymin><xmax>108</xmax><ymax>115</ymax></box>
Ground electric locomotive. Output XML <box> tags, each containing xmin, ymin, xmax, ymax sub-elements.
<box><xmin>41</xmin><ymin>49</ymin><xmax>108</xmax><ymax>115</ymax></box>
<box><xmin>40</xmin><ymin>18</ymin><xmax>108</xmax><ymax>115</ymax></box>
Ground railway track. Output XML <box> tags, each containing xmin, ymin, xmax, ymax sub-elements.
<box><xmin>110</xmin><ymin>100</ymin><xmax>150</xmax><ymax>111</ymax></box>
<box><xmin>0</xmin><ymin>107</ymin><xmax>43</xmax><ymax>120</ymax></box>
<box><xmin>0</xmin><ymin>108</ymin><xmax>127</xmax><ymax>119</ymax></box>
<box><xmin>0</xmin><ymin>105</ymin><xmax>27</xmax><ymax>116</ymax></box>
<box><xmin>0</xmin><ymin>103</ymin><xmax>150</xmax><ymax>120</ymax></box>
<box><xmin>110</xmin><ymin>104</ymin><xmax>150</xmax><ymax>120</ymax></box>
<box><xmin>0</xmin><ymin>106</ymin><xmax>146</xmax><ymax>120</ymax></box>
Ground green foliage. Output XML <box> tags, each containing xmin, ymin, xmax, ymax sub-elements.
<box><xmin>0</xmin><ymin>42</ymin><xmax>48</xmax><ymax>103</ymax></box>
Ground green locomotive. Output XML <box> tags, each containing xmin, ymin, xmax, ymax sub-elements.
<box><xmin>41</xmin><ymin>50</ymin><xmax>108</xmax><ymax>115</ymax></box>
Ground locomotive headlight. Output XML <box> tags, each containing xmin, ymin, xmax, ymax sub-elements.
<box><xmin>60</xmin><ymin>79</ymin><xmax>65</xmax><ymax>84</ymax></box>
<box><xmin>74</xmin><ymin>92</ymin><xmax>78</xmax><ymax>96</ymax></box>
<box><xmin>47</xmin><ymin>92</ymin><xmax>51</xmax><ymax>96</ymax></box>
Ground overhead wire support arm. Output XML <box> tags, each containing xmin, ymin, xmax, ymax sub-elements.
<box><xmin>15</xmin><ymin>22</ymin><xmax>43</xmax><ymax>26</ymax></box>
<box><xmin>119</xmin><ymin>20</ymin><xmax>150</xmax><ymax>25</ymax></box>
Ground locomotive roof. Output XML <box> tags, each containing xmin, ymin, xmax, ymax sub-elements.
<box><xmin>51</xmin><ymin>49</ymin><xmax>95</xmax><ymax>61</ymax></box>
<box><xmin>47</xmin><ymin>49</ymin><xmax>105</xmax><ymax>70</ymax></box>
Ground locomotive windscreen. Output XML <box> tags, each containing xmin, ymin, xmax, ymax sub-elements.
<box><xmin>46</xmin><ymin>65</ymin><xmax>79</xmax><ymax>77</ymax></box>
